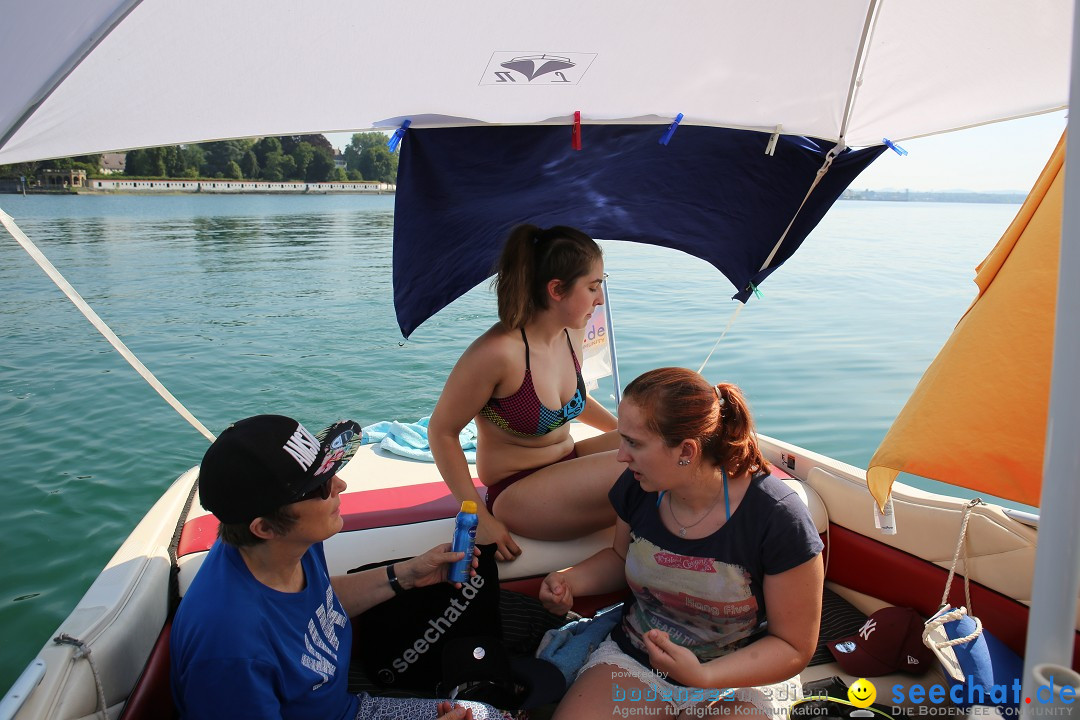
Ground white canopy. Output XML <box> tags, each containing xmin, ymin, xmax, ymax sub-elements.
<box><xmin>0</xmin><ymin>0</ymin><xmax>1072</xmax><ymax>163</ymax></box>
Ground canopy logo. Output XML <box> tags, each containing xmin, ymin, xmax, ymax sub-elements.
<box><xmin>480</xmin><ymin>52</ymin><xmax>597</xmax><ymax>85</ymax></box>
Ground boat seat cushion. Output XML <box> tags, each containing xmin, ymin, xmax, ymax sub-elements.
<box><xmin>808</xmin><ymin>587</ymin><xmax>868</xmax><ymax>666</ymax></box>
<box><xmin>120</xmin><ymin>620</ymin><xmax>175</xmax><ymax>720</ymax></box>
<box><xmin>780</xmin><ymin>478</ymin><xmax>828</xmax><ymax>534</ymax></box>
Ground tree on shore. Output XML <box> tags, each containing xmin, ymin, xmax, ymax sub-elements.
<box><xmin>306</xmin><ymin>149</ymin><xmax>336</xmax><ymax>183</ymax></box>
<box><xmin>125</xmin><ymin>147</ymin><xmax>166</xmax><ymax>177</ymax></box>
<box><xmin>343</xmin><ymin>132</ymin><xmax>398</xmax><ymax>184</ymax></box>
<box><xmin>202</xmin><ymin>140</ymin><xmax>250</xmax><ymax>178</ymax></box>
<box><xmin>240</xmin><ymin>150</ymin><xmax>259</xmax><ymax>179</ymax></box>
<box><xmin>1</xmin><ymin>133</ymin><xmax>363</xmax><ymax>185</ymax></box>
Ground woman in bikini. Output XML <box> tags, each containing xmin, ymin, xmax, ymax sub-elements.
<box><xmin>429</xmin><ymin>224</ymin><xmax>626</xmax><ymax>561</ymax></box>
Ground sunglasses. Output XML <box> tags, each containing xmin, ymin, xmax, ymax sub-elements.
<box><xmin>294</xmin><ymin>475</ymin><xmax>334</xmax><ymax>503</ymax></box>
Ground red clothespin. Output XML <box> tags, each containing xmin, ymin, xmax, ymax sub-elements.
<box><xmin>571</xmin><ymin>111</ymin><xmax>582</xmax><ymax>151</ymax></box>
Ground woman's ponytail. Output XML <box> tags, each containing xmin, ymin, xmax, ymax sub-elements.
<box><xmin>492</xmin><ymin>224</ymin><xmax>602</xmax><ymax>329</ymax></box>
<box><xmin>707</xmin><ymin>383</ymin><xmax>766</xmax><ymax>478</ymax></box>
<box><xmin>623</xmin><ymin>368</ymin><xmax>767</xmax><ymax>477</ymax></box>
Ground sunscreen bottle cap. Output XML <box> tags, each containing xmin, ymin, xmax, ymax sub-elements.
<box><xmin>460</xmin><ymin>500</ymin><xmax>477</xmax><ymax>514</ymax></box>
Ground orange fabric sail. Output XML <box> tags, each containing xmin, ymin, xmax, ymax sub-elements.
<box><xmin>867</xmin><ymin>132</ymin><xmax>1065</xmax><ymax>510</ymax></box>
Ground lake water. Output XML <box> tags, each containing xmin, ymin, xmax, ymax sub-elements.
<box><xmin>0</xmin><ymin>193</ymin><xmax>1024</xmax><ymax>691</ymax></box>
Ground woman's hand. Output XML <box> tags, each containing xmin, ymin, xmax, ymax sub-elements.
<box><xmin>436</xmin><ymin>700</ymin><xmax>474</xmax><ymax>720</ymax></box>
<box><xmin>643</xmin><ymin>629</ymin><xmax>705</xmax><ymax>688</ymax></box>
<box><xmin>539</xmin><ymin>571</ymin><xmax>575</xmax><ymax>615</ymax></box>
<box><xmin>477</xmin><ymin>512</ymin><xmax>522</xmax><ymax>562</ymax></box>
<box><xmin>399</xmin><ymin>543</ymin><xmax>480</xmax><ymax>590</ymax></box>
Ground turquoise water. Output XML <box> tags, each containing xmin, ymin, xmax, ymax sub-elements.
<box><xmin>0</xmin><ymin>194</ymin><xmax>1022</xmax><ymax>691</ymax></box>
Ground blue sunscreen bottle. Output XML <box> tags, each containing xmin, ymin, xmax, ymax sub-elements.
<box><xmin>448</xmin><ymin>500</ymin><xmax>479</xmax><ymax>583</ymax></box>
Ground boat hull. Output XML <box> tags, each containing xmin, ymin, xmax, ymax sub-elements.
<box><xmin>4</xmin><ymin>428</ymin><xmax>1070</xmax><ymax>719</ymax></box>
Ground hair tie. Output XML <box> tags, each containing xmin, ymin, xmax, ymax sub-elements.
<box><xmin>715</xmin><ymin>385</ymin><xmax>725</xmax><ymax>406</ymax></box>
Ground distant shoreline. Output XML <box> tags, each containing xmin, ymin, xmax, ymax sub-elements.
<box><xmin>0</xmin><ymin>178</ymin><xmax>395</xmax><ymax>196</ymax></box>
<box><xmin>842</xmin><ymin>189</ymin><xmax>1025</xmax><ymax>204</ymax></box>
<box><xmin>4</xmin><ymin>183</ymin><xmax>1019</xmax><ymax>203</ymax></box>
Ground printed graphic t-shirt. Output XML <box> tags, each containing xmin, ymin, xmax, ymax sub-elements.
<box><xmin>171</xmin><ymin>540</ymin><xmax>357</xmax><ymax>720</ymax></box>
<box><xmin>609</xmin><ymin>468</ymin><xmax>823</xmax><ymax>668</ymax></box>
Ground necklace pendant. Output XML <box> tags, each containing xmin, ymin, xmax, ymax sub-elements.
<box><xmin>679</xmin><ymin>527</ymin><xmax>687</xmax><ymax>538</ymax></box>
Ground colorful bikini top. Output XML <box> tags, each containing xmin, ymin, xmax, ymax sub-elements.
<box><xmin>479</xmin><ymin>328</ymin><xmax>587</xmax><ymax>438</ymax></box>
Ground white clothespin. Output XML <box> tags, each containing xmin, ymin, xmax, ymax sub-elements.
<box><xmin>765</xmin><ymin>124</ymin><xmax>782</xmax><ymax>156</ymax></box>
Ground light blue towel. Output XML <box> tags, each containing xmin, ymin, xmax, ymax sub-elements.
<box><xmin>361</xmin><ymin>415</ymin><xmax>477</xmax><ymax>463</ymax></box>
<box><xmin>536</xmin><ymin>603</ymin><xmax>623</xmax><ymax>687</ymax></box>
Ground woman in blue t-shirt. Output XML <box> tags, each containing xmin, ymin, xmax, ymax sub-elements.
<box><xmin>540</xmin><ymin>368</ymin><xmax>824</xmax><ymax>719</ymax></box>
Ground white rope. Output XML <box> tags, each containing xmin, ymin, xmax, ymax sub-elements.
<box><xmin>53</xmin><ymin>634</ymin><xmax>107</xmax><ymax>720</ymax></box>
<box><xmin>1</xmin><ymin>207</ymin><xmax>216</xmax><ymax>443</ymax></box>
<box><xmin>698</xmin><ymin>143</ymin><xmax>844</xmax><ymax>374</ymax></box>
<box><xmin>696</xmin><ymin>303</ymin><xmax>744</xmax><ymax>374</ymax></box>
<box><xmin>697</xmin><ymin>0</ymin><xmax>874</xmax><ymax>375</ymax></box>
<box><xmin>760</xmin><ymin>143</ymin><xmax>845</xmax><ymax>272</ymax></box>
<box><xmin>923</xmin><ymin>499</ymin><xmax>985</xmax><ymax>652</ymax></box>
<box><xmin>940</xmin><ymin>498</ymin><xmax>981</xmax><ymax>611</ymax></box>
<box><xmin>924</xmin><ymin>606</ymin><xmax>983</xmax><ymax>649</ymax></box>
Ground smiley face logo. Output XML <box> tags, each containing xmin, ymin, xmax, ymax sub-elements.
<box><xmin>848</xmin><ymin>678</ymin><xmax>876</xmax><ymax>708</ymax></box>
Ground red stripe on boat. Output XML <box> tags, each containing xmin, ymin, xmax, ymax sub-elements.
<box><xmin>827</xmin><ymin>522</ymin><xmax>1080</xmax><ymax>670</ymax></box>
<box><xmin>178</xmin><ymin>478</ymin><xmax>488</xmax><ymax>557</ymax></box>
<box><xmin>177</xmin><ymin>469</ymin><xmax>796</xmax><ymax>558</ymax></box>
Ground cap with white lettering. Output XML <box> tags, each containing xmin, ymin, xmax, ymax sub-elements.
<box><xmin>828</xmin><ymin>606</ymin><xmax>933</xmax><ymax>677</ymax></box>
<box><xmin>198</xmin><ymin>414</ymin><xmax>360</xmax><ymax>524</ymax></box>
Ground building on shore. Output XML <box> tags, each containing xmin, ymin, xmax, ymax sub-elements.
<box><xmin>99</xmin><ymin>153</ymin><xmax>127</xmax><ymax>174</ymax></box>
<box><xmin>41</xmin><ymin>169</ymin><xmax>86</xmax><ymax>189</ymax></box>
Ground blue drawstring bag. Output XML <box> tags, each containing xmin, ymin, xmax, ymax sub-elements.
<box><xmin>535</xmin><ymin>603</ymin><xmax>623</xmax><ymax>687</ymax></box>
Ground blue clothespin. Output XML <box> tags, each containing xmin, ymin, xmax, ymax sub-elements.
<box><xmin>882</xmin><ymin>138</ymin><xmax>908</xmax><ymax>156</ymax></box>
<box><xmin>659</xmin><ymin>113</ymin><xmax>684</xmax><ymax>146</ymax></box>
<box><xmin>748</xmin><ymin>281</ymin><xmax>763</xmax><ymax>300</ymax></box>
<box><xmin>387</xmin><ymin>119</ymin><xmax>412</xmax><ymax>153</ymax></box>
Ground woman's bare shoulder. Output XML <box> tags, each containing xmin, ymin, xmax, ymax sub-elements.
<box><xmin>454</xmin><ymin>323</ymin><xmax>522</xmax><ymax>372</ymax></box>
<box><xmin>468</xmin><ymin>323</ymin><xmax>520</xmax><ymax>355</ymax></box>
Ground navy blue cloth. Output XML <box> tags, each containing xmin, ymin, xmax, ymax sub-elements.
<box><xmin>393</xmin><ymin>125</ymin><xmax>884</xmax><ymax>337</ymax></box>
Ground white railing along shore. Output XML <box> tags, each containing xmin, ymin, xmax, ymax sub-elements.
<box><xmin>84</xmin><ymin>179</ymin><xmax>395</xmax><ymax>194</ymax></box>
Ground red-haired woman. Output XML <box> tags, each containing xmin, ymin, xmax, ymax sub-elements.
<box><xmin>429</xmin><ymin>225</ymin><xmax>625</xmax><ymax>561</ymax></box>
<box><xmin>540</xmin><ymin>368</ymin><xmax>824</xmax><ymax>719</ymax></box>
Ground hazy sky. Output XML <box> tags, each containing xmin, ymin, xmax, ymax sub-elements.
<box><xmin>851</xmin><ymin>110</ymin><xmax>1067</xmax><ymax>192</ymax></box>
<box><xmin>326</xmin><ymin>109</ymin><xmax>1068</xmax><ymax>193</ymax></box>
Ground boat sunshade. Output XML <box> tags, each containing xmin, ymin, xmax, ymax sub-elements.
<box><xmin>393</xmin><ymin>125</ymin><xmax>884</xmax><ymax>337</ymax></box>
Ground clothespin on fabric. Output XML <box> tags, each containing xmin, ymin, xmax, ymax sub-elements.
<box><xmin>659</xmin><ymin>113</ymin><xmax>684</xmax><ymax>146</ymax></box>
<box><xmin>748</xmin><ymin>281</ymin><xmax>763</xmax><ymax>300</ymax></box>
<box><xmin>765</xmin><ymin>125</ymin><xmax>782</xmax><ymax>156</ymax></box>
<box><xmin>571</xmin><ymin>111</ymin><xmax>582</xmax><ymax>151</ymax></box>
<box><xmin>387</xmin><ymin>119</ymin><xmax>412</xmax><ymax>153</ymax></box>
<box><xmin>882</xmin><ymin>138</ymin><xmax>908</xmax><ymax>156</ymax></box>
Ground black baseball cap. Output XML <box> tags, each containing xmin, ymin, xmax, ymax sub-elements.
<box><xmin>199</xmin><ymin>415</ymin><xmax>361</xmax><ymax>523</ymax></box>
<box><xmin>439</xmin><ymin>636</ymin><xmax>567</xmax><ymax>711</ymax></box>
